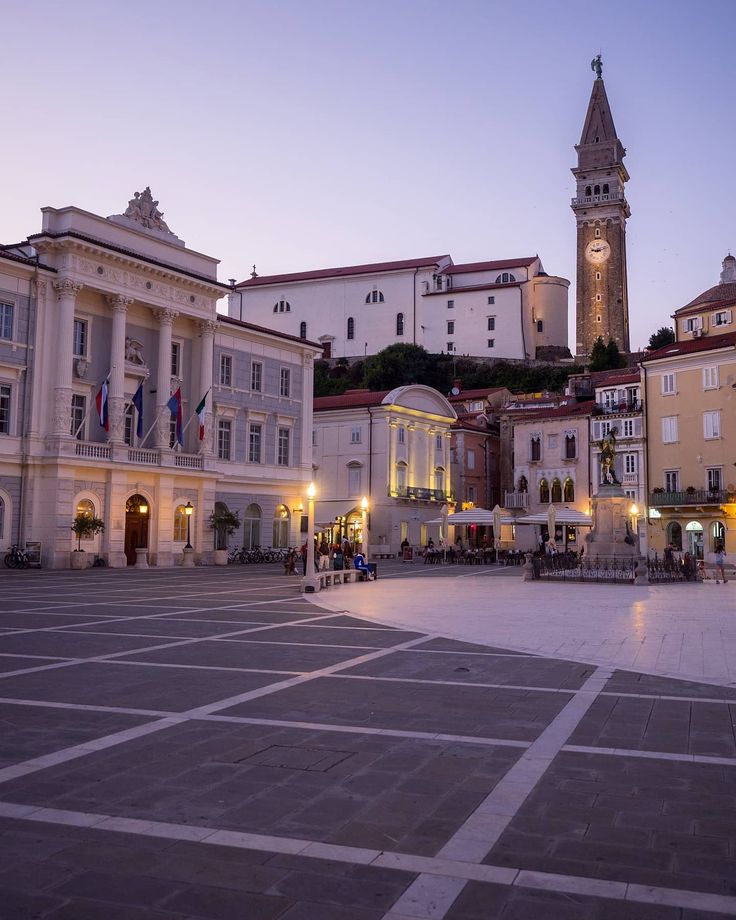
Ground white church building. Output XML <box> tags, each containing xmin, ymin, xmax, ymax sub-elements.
<box><xmin>0</xmin><ymin>190</ymin><xmax>320</xmax><ymax>568</ymax></box>
<box><xmin>229</xmin><ymin>254</ymin><xmax>569</xmax><ymax>361</ymax></box>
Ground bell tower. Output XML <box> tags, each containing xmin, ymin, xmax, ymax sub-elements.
<box><xmin>572</xmin><ymin>57</ymin><xmax>631</xmax><ymax>358</ymax></box>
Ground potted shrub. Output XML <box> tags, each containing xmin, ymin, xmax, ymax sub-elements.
<box><xmin>70</xmin><ymin>514</ymin><xmax>105</xmax><ymax>569</ymax></box>
<box><xmin>208</xmin><ymin>507</ymin><xmax>241</xmax><ymax>565</ymax></box>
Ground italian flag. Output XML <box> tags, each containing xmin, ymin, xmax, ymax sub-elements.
<box><xmin>195</xmin><ymin>391</ymin><xmax>208</xmax><ymax>440</ymax></box>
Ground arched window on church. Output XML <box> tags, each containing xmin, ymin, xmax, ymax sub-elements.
<box><xmin>299</xmin><ymin>321</ymin><xmax>307</xmax><ymax>339</ymax></box>
<box><xmin>495</xmin><ymin>272</ymin><xmax>516</xmax><ymax>284</ymax></box>
<box><xmin>396</xmin><ymin>313</ymin><xmax>404</xmax><ymax>336</ymax></box>
<box><xmin>347</xmin><ymin>317</ymin><xmax>355</xmax><ymax>340</ymax></box>
<box><xmin>539</xmin><ymin>479</ymin><xmax>549</xmax><ymax>503</ymax></box>
<box><xmin>551</xmin><ymin>478</ymin><xmax>562</xmax><ymax>503</ymax></box>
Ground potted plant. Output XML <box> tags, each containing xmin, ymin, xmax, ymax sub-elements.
<box><xmin>70</xmin><ymin>514</ymin><xmax>105</xmax><ymax>569</ymax></box>
<box><xmin>208</xmin><ymin>507</ymin><xmax>241</xmax><ymax>565</ymax></box>
<box><xmin>685</xmin><ymin>486</ymin><xmax>697</xmax><ymax>495</ymax></box>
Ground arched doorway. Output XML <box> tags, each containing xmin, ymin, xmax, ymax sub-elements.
<box><xmin>243</xmin><ymin>503</ymin><xmax>262</xmax><ymax>549</ymax></box>
<box><xmin>125</xmin><ymin>494</ymin><xmax>150</xmax><ymax>566</ymax></box>
<box><xmin>272</xmin><ymin>505</ymin><xmax>289</xmax><ymax>548</ymax></box>
<box><xmin>685</xmin><ymin>521</ymin><xmax>704</xmax><ymax>560</ymax></box>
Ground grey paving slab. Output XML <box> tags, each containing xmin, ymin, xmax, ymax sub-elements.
<box><xmin>415</xmin><ymin>638</ymin><xmax>531</xmax><ymax>655</ymax></box>
<box><xmin>341</xmin><ymin>650</ymin><xmax>594</xmax><ymax>690</ymax></box>
<box><xmin>68</xmin><ymin>619</ymin><xmax>267</xmax><ymax>638</ymax></box>
<box><xmin>0</xmin><ymin>655</ymin><xmax>57</xmax><ymax>672</ymax></box>
<box><xmin>0</xmin><ymin>661</ymin><xmax>281</xmax><ymax>710</ymax></box>
<box><xmin>122</xmin><ymin>639</ymin><xmax>368</xmax><ymax>672</ymax></box>
<box><xmin>220</xmin><ymin>675</ymin><xmax>572</xmax><ymax>740</ymax></box>
<box><xmin>221</xmin><ymin>625</ymin><xmax>425</xmax><ymax>648</ymax></box>
<box><xmin>0</xmin><ymin>631</ymin><xmax>178</xmax><ymax>659</ymax></box>
<box><xmin>157</xmin><ymin>609</ymin><xmax>321</xmax><ymax>623</ymax></box>
<box><xmin>0</xmin><ymin>703</ymin><xmax>153</xmax><ymax>766</ymax></box>
<box><xmin>0</xmin><ymin>612</ymin><xmax>131</xmax><ymax>628</ymax></box>
<box><xmin>604</xmin><ymin>670</ymin><xmax>736</xmax><ymax>701</ymax></box>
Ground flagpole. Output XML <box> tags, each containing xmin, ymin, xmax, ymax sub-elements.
<box><xmin>75</xmin><ymin>370</ymin><xmax>112</xmax><ymax>440</ymax></box>
<box><xmin>139</xmin><ymin>406</ymin><xmax>167</xmax><ymax>449</ymax></box>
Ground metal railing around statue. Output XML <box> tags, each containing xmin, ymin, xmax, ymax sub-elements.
<box><xmin>531</xmin><ymin>551</ymin><xmax>698</xmax><ymax>585</ymax></box>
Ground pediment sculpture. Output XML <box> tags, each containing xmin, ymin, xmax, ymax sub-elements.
<box><xmin>123</xmin><ymin>187</ymin><xmax>172</xmax><ymax>234</ymax></box>
<box><xmin>125</xmin><ymin>337</ymin><xmax>146</xmax><ymax>366</ymax></box>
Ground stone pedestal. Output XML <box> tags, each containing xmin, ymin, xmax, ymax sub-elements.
<box><xmin>70</xmin><ymin>552</ymin><xmax>87</xmax><ymax>570</ymax></box>
<box><xmin>134</xmin><ymin>547</ymin><xmax>149</xmax><ymax>569</ymax></box>
<box><xmin>182</xmin><ymin>547</ymin><xmax>195</xmax><ymax>568</ymax></box>
<box><xmin>586</xmin><ymin>483</ymin><xmax>639</xmax><ymax>558</ymax></box>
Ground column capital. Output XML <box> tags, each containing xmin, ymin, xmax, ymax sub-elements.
<box><xmin>302</xmin><ymin>352</ymin><xmax>314</xmax><ymax>367</ymax></box>
<box><xmin>106</xmin><ymin>294</ymin><xmax>133</xmax><ymax>311</ymax></box>
<box><xmin>53</xmin><ymin>278</ymin><xmax>83</xmax><ymax>298</ymax></box>
<box><xmin>152</xmin><ymin>308</ymin><xmax>179</xmax><ymax>326</ymax></box>
<box><xmin>197</xmin><ymin>319</ymin><xmax>219</xmax><ymax>336</ymax></box>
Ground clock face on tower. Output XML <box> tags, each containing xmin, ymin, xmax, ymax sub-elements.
<box><xmin>585</xmin><ymin>239</ymin><xmax>611</xmax><ymax>264</ymax></box>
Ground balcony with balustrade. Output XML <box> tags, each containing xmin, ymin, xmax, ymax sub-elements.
<box><xmin>73</xmin><ymin>440</ymin><xmax>205</xmax><ymax>471</ymax></box>
<box><xmin>593</xmin><ymin>399</ymin><xmax>642</xmax><ymax>416</ymax></box>
<box><xmin>393</xmin><ymin>486</ymin><xmax>453</xmax><ymax>503</ymax></box>
<box><xmin>504</xmin><ymin>491</ymin><xmax>529</xmax><ymax>509</ymax></box>
<box><xmin>649</xmin><ymin>489</ymin><xmax>735</xmax><ymax>508</ymax></box>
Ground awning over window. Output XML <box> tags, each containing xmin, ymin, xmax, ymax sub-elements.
<box><xmin>516</xmin><ymin>509</ymin><xmax>593</xmax><ymax>527</ymax></box>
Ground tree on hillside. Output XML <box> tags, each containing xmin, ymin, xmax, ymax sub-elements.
<box><xmin>647</xmin><ymin>326</ymin><xmax>675</xmax><ymax>350</ymax></box>
<box><xmin>604</xmin><ymin>338</ymin><xmax>626</xmax><ymax>369</ymax></box>
<box><xmin>363</xmin><ymin>344</ymin><xmax>434</xmax><ymax>390</ymax></box>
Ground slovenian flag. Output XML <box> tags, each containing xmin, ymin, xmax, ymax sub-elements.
<box><xmin>195</xmin><ymin>391</ymin><xmax>208</xmax><ymax>441</ymax></box>
<box><xmin>95</xmin><ymin>378</ymin><xmax>109</xmax><ymax>432</ymax></box>
<box><xmin>131</xmin><ymin>382</ymin><xmax>144</xmax><ymax>439</ymax></box>
<box><xmin>166</xmin><ymin>387</ymin><xmax>183</xmax><ymax>446</ymax></box>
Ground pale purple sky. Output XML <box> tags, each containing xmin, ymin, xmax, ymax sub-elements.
<box><xmin>3</xmin><ymin>0</ymin><xmax>733</xmax><ymax>351</ymax></box>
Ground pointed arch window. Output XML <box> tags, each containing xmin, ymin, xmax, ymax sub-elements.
<box><xmin>518</xmin><ymin>475</ymin><xmax>528</xmax><ymax>493</ymax></box>
<box><xmin>563</xmin><ymin>478</ymin><xmax>575</xmax><ymax>503</ymax></box>
<box><xmin>602</xmin><ymin>183</ymin><xmax>609</xmax><ymax>195</ymax></box>
<box><xmin>539</xmin><ymin>478</ymin><xmax>549</xmax><ymax>503</ymax></box>
<box><xmin>346</xmin><ymin>317</ymin><xmax>355</xmax><ymax>340</ymax></box>
<box><xmin>565</xmin><ymin>432</ymin><xmax>577</xmax><ymax>459</ymax></box>
<box><xmin>299</xmin><ymin>321</ymin><xmax>307</xmax><ymax>339</ymax></box>
<box><xmin>530</xmin><ymin>434</ymin><xmax>541</xmax><ymax>462</ymax></box>
<box><xmin>585</xmin><ymin>185</ymin><xmax>592</xmax><ymax>196</ymax></box>
<box><xmin>396</xmin><ymin>313</ymin><xmax>405</xmax><ymax>336</ymax></box>
<box><xmin>551</xmin><ymin>478</ymin><xmax>562</xmax><ymax>503</ymax></box>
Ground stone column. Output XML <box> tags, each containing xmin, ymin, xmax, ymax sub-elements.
<box><xmin>387</xmin><ymin>421</ymin><xmax>397</xmax><ymax>494</ymax></box>
<box><xmin>152</xmin><ymin>309</ymin><xmax>178</xmax><ymax>448</ymax></box>
<box><xmin>52</xmin><ymin>279</ymin><xmax>83</xmax><ymax>436</ymax></box>
<box><xmin>407</xmin><ymin>424</ymin><xmax>415</xmax><ymax>488</ymax></box>
<box><xmin>426</xmin><ymin>428</ymin><xmax>434</xmax><ymax>490</ymax></box>
<box><xmin>444</xmin><ymin>432</ymin><xmax>452</xmax><ymax>498</ymax></box>
<box><xmin>105</xmin><ymin>295</ymin><xmax>132</xmax><ymax>444</ymax></box>
<box><xmin>301</xmin><ymin>352</ymin><xmax>314</xmax><ymax>471</ymax></box>
<box><xmin>197</xmin><ymin>319</ymin><xmax>217</xmax><ymax>455</ymax></box>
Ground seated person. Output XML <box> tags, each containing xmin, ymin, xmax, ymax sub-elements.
<box><xmin>353</xmin><ymin>552</ymin><xmax>372</xmax><ymax>580</ymax></box>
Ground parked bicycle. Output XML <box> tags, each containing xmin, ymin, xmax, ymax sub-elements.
<box><xmin>4</xmin><ymin>545</ymin><xmax>30</xmax><ymax>569</ymax></box>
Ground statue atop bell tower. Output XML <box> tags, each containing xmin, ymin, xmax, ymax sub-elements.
<box><xmin>572</xmin><ymin>58</ymin><xmax>631</xmax><ymax>359</ymax></box>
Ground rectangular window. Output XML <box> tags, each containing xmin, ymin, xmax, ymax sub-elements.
<box><xmin>434</xmin><ymin>469</ymin><xmax>443</xmax><ymax>491</ymax></box>
<box><xmin>435</xmin><ymin>433</ymin><xmax>442</xmax><ymax>450</ymax></box>
<box><xmin>467</xmin><ymin>485</ymin><xmax>476</xmax><ymax>503</ymax></box>
<box><xmin>169</xmin><ymin>416</ymin><xmax>178</xmax><ymax>448</ymax></box>
<box><xmin>398</xmin><ymin>426</ymin><xmax>405</xmax><ymax>444</ymax></box>
<box><xmin>662</xmin><ymin>416</ymin><xmax>678</xmax><ymax>443</ymax></box>
<box><xmin>73</xmin><ymin>318</ymin><xmax>88</xmax><ymax>358</ymax></box>
<box><xmin>662</xmin><ymin>373</ymin><xmax>675</xmax><ymax>395</ymax></box>
<box><xmin>70</xmin><ymin>394</ymin><xmax>86</xmax><ymax>440</ymax></box>
<box><xmin>219</xmin><ymin>354</ymin><xmax>232</xmax><ymax>387</ymax></box>
<box><xmin>350</xmin><ymin>426</ymin><xmax>361</xmax><ymax>444</ymax></box>
<box><xmin>487</xmin><ymin>296</ymin><xmax>495</xmax><ymax>305</ymax></box>
<box><xmin>487</xmin><ymin>317</ymin><xmax>495</xmax><ymax>331</ymax></box>
<box><xmin>624</xmin><ymin>453</ymin><xmax>637</xmax><ymax>474</ymax></box>
<box><xmin>0</xmin><ymin>303</ymin><xmax>14</xmax><ymax>341</ymax></box>
<box><xmin>530</xmin><ymin>436</ymin><xmax>541</xmax><ymax>461</ymax></box>
<box><xmin>600</xmin><ymin>420</ymin><xmax>613</xmax><ymax>436</ymax></box>
<box><xmin>622</xmin><ymin>418</ymin><xmax>634</xmax><ymax>438</ymax></box>
<box><xmin>467</xmin><ymin>449</ymin><xmax>475</xmax><ymax>470</ymax></box>
<box><xmin>171</xmin><ymin>342</ymin><xmax>181</xmax><ymax>377</ymax></box>
<box><xmin>487</xmin><ymin>339</ymin><xmax>495</xmax><ymax>348</ymax></box>
<box><xmin>684</xmin><ymin>317</ymin><xmax>702</xmax><ymax>332</ymax></box>
<box><xmin>707</xmin><ymin>467</ymin><xmax>722</xmax><ymax>492</ymax></box>
<box><xmin>251</xmin><ymin>361</ymin><xmax>262</xmax><ymax>392</ymax></box>
<box><xmin>280</xmin><ymin>368</ymin><xmax>290</xmax><ymax>397</ymax></box>
<box><xmin>348</xmin><ymin>465</ymin><xmax>361</xmax><ymax>495</ymax></box>
<box><xmin>703</xmin><ymin>410</ymin><xmax>721</xmax><ymax>439</ymax></box>
<box><xmin>248</xmin><ymin>423</ymin><xmax>262</xmax><ymax>463</ymax></box>
<box><xmin>277</xmin><ymin>427</ymin><xmax>290</xmax><ymax>466</ymax></box>
<box><xmin>217</xmin><ymin>419</ymin><xmax>232</xmax><ymax>460</ymax></box>
<box><xmin>123</xmin><ymin>404</ymin><xmax>134</xmax><ymax>446</ymax></box>
<box><xmin>712</xmin><ymin>310</ymin><xmax>732</xmax><ymax>326</ymax></box>
<box><xmin>625</xmin><ymin>489</ymin><xmax>636</xmax><ymax>502</ymax></box>
<box><xmin>703</xmin><ymin>366</ymin><xmax>719</xmax><ymax>389</ymax></box>
<box><xmin>447</xmin><ymin>321</ymin><xmax>454</xmax><ymax>335</ymax></box>
<box><xmin>664</xmin><ymin>470</ymin><xmax>679</xmax><ymax>492</ymax></box>
<box><xmin>447</xmin><ymin>342</ymin><xmax>454</xmax><ymax>353</ymax></box>
<box><xmin>447</xmin><ymin>299</ymin><xmax>454</xmax><ymax>309</ymax></box>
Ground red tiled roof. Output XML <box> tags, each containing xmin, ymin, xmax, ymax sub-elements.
<box><xmin>674</xmin><ymin>297</ymin><xmax>736</xmax><ymax>319</ymax></box>
<box><xmin>444</xmin><ymin>257</ymin><xmax>537</xmax><ymax>275</ymax></box>
<box><xmin>219</xmin><ymin>315</ymin><xmax>323</xmax><ymax>349</ymax></box>
<box><xmin>314</xmin><ymin>390</ymin><xmax>391</xmax><ymax>411</ymax></box>
<box><xmin>448</xmin><ymin>387</ymin><xmax>507</xmax><ymax>402</ymax></box>
<box><xmin>680</xmin><ymin>282</ymin><xmax>736</xmax><ymax>310</ymax></box>
<box><xmin>513</xmin><ymin>400</ymin><xmax>596</xmax><ymax>422</ymax></box>
<box><xmin>236</xmin><ymin>255</ymin><xmax>450</xmax><ymax>288</ymax></box>
<box><xmin>423</xmin><ymin>281</ymin><xmax>522</xmax><ymax>297</ymax></box>
<box><xmin>642</xmin><ymin>330</ymin><xmax>736</xmax><ymax>362</ymax></box>
<box><xmin>452</xmin><ymin>416</ymin><xmax>490</xmax><ymax>432</ymax></box>
<box><xmin>593</xmin><ymin>370</ymin><xmax>640</xmax><ymax>387</ymax></box>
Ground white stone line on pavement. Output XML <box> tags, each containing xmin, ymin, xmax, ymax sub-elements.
<box><xmin>3</xmin><ymin>801</ymin><xmax>736</xmax><ymax>917</ymax></box>
<box><xmin>0</xmin><ymin>696</ymin><xmax>174</xmax><ymax>717</ymax></box>
<box><xmin>104</xmin><ymin>659</ymin><xmax>302</xmax><ymax>676</ymax></box>
<box><xmin>384</xmin><ymin>666</ymin><xmax>614</xmax><ymax>920</ymax></box>
<box><xmin>563</xmin><ymin>743</ymin><xmax>736</xmax><ymax>767</ymax></box>
<box><xmin>331</xmin><ymin>673</ymin><xmax>579</xmax><ymax>695</ymax></box>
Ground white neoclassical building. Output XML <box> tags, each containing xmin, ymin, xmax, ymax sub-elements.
<box><xmin>312</xmin><ymin>385</ymin><xmax>457</xmax><ymax>553</ymax></box>
<box><xmin>0</xmin><ymin>190</ymin><xmax>320</xmax><ymax>568</ymax></box>
<box><xmin>229</xmin><ymin>254</ymin><xmax>569</xmax><ymax>361</ymax></box>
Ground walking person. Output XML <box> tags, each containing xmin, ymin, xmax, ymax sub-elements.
<box><xmin>715</xmin><ymin>544</ymin><xmax>728</xmax><ymax>584</ymax></box>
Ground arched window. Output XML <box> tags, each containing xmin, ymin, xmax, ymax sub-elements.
<box><xmin>594</xmin><ymin>184</ymin><xmax>600</xmax><ymax>195</ymax></box>
<box><xmin>551</xmin><ymin>478</ymin><xmax>562</xmax><ymax>503</ymax></box>
<box><xmin>173</xmin><ymin>504</ymin><xmax>188</xmax><ymax>542</ymax></box>
<box><xmin>495</xmin><ymin>272</ymin><xmax>516</xmax><ymax>283</ymax></box>
<box><xmin>539</xmin><ymin>478</ymin><xmax>549</xmax><ymax>503</ymax></box>
<box><xmin>396</xmin><ymin>462</ymin><xmax>407</xmax><ymax>495</ymax></box>
<box><xmin>244</xmin><ymin>503</ymin><xmax>262</xmax><ymax>550</ymax></box>
<box><xmin>272</xmin><ymin>504</ymin><xmax>289</xmax><ymax>548</ymax></box>
<box><xmin>563</xmin><ymin>478</ymin><xmax>575</xmax><ymax>502</ymax></box>
<box><xmin>434</xmin><ymin>467</ymin><xmax>445</xmax><ymax>493</ymax></box>
<box><xmin>602</xmin><ymin>183</ymin><xmax>609</xmax><ymax>195</ymax></box>
<box><xmin>396</xmin><ymin>313</ymin><xmax>404</xmax><ymax>336</ymax></box>
<box><xmin>299</xmin><ymin>321</ymin><xmax>307</xmax><ymax>339</ymax></box>
<box><xmin>347</xmin><ymin>317</ymin><xmax>355</xmax><ymax>340</ymax></box>
<box><xmin>365</xmin><ymin>290</ymin><xmax>385</xmax><ymax>304</ymax></box>
<box><xmin>213</xmin><ymin>501</ymin><xmax>230</xmax><ymax>551</ymax></box>
<box><xmin>273</xmin><ymin>300</ymin><xmax>290</xmax><ymax>313</ymax></box>
<box><xmin>347</xmin><ymin>461</ymin><xmax>362</xmax><ymax>496</ymax></box>
<box><xmin>76</xmin><ymin>498</ymin><xmax>95</xmax><ymax>541</ymax></box>
<box><xmin>536</xmin><ymin>320</ymin><xmax>544</xmax><ymax>333</ymax></box>
<box><xmin>565</xmin><ymin>433</ymin><xmax>576</xmax><ymax>459</ymax></box>
<box><xmin>686</xmin><ymin>520</ymin><xmax>704</xmax><ymax>559</ymax></box>
<box><xmin>518</xmin><ymin>475</ymin><xmax>528</xmax><ymax>493</ymax></box>
<box><xmin>666</xmin><ymin>521</ymin><xmax>682</xmax><ymax>552</ymax></box>
<box><xmin>0</xmin><ymin>495</ymin><xmax>4</xmax><ymax>542</ymax></box>
<box><xmin>585</xmin><ymin>185</ymin><xmax>592</xmax><ymax>196</ymax></box>
<box><xmin>711</xmin><ymin>521</ymin><xmax>726</xmax><ymax>552</ymax></box>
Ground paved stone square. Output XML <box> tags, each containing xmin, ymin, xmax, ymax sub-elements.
<box><xmin>0</xmin><ymin>563</ymin><xmax>734</xmax><ymax>918</ymax></box>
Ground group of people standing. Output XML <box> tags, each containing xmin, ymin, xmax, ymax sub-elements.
<box><xmin>293</xmin><ymin>536</ymin><xmax>373</xmax><ymax>580</ymax></box>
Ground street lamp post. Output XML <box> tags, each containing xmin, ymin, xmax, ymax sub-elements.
<box><xmin>361</xmin><ymin>496</ymin><xmax>369</xmax><ymax>561</ymax></box>
<box><xmin>182</xmin><ymin>501</ymin><xmax>195</xmax><ymax>568</ymax></box>
<box><xmin>302</xmin><ymin>482</ymin><xmax>319</xmax><ymax>593</ymax></box>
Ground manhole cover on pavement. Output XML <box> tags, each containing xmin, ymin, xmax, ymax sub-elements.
<box><xmin>235</xmin><ymin>745</ymin><xmax>355</xmax><ymax>772</ymax></box>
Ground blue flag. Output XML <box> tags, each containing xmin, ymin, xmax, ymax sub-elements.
<box><xmin>132</xmin><ymin>382</ymin><xmax>144</xmax><ymax>439</ymax></box>
<box><xmin>166</xmin><ymin>388</ymin><xmax>183</xmax><ymax>446</ymax></box>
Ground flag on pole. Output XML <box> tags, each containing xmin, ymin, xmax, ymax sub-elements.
<box><xmin>166</xmin><ymin>387</ymin><xmax>183</xmax><ymax>446</ymax></box>
<box><xmin>131</xmin><ymin>381</ymin><xmax>144</xmax><ymax>439</ymax></box>
<box><xmin>195</xmin><ymin>391</ymin><xmax>208</xmax><ymax>441</ymax></box>
<box><xmin>95</xmin><ymin>378</ymin><xmax>109</xmax><ymax>432</ymax></box>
